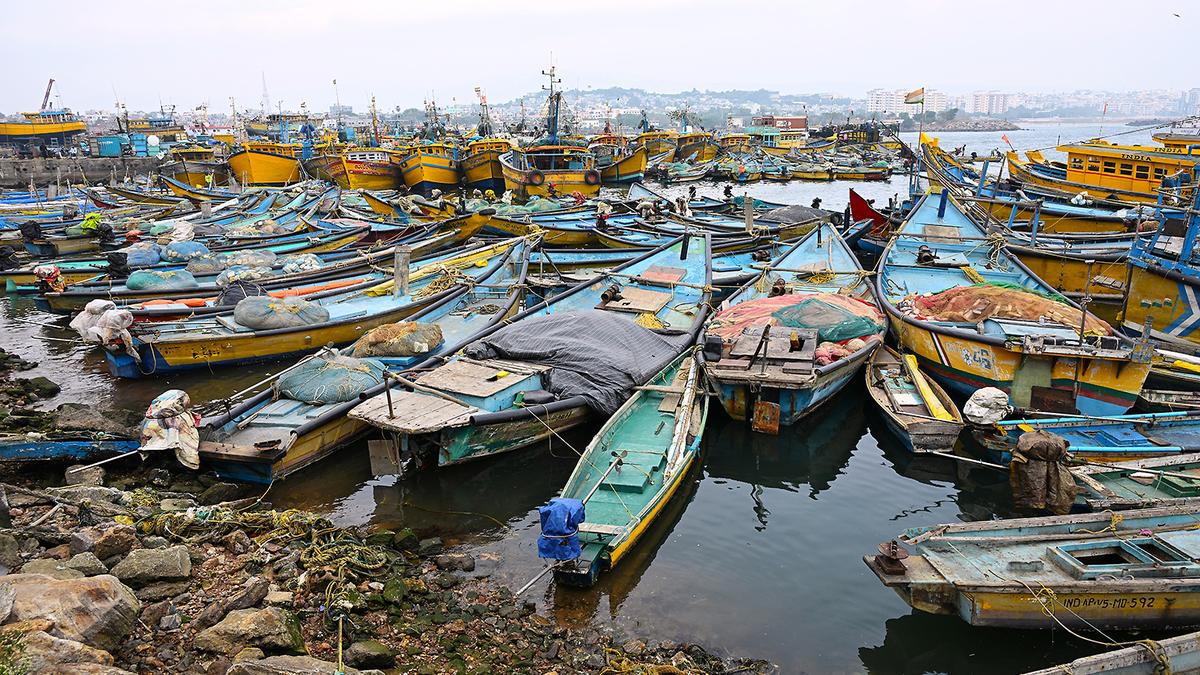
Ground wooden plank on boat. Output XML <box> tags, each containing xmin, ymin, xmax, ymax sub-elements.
<box><xmin>577</xmin><ymin>522</ymin><xmax>626</xmax><ymax>536</ymax></box>
<box><xmin>348</xmin><ymin>390</ymin><xmax>477</xmax><ymax>433</ymax></box>
<box><xmin>598</xmin><ymin>287</ymin><xmax>671</xmax><ymax>314</ymax></box>
<box><xmin>923</xmin><ymin>224</ymin><xmax>961</xmax><ymax>243</ymax></box>
<box><xmin>414</xmin><ymin>359</ymin><xmax>541</xmax><ymax>398</ymax></box>
<box><xmin>640</xmin><ymin>265</ymin><xmax>686</xmax><ymax>285</ymax></box>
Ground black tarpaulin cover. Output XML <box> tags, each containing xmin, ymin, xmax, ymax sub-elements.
<box><xmin>462</xmin><ymin>310</ymin><xmax>691</xmax><ymax>414</ymax></box>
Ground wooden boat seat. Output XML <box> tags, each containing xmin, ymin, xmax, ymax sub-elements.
<box><xmin>415</xmin><ymin>358</ymin><xmax>547</xmax><ymax>398</ymax></box>
<box><xmin>597</xmin><ymin>287</ymin><xmax>671</xmax><ymax>314</ymax></box>
<box><xmin>577</xmin><ymin>522</ymin><xmax>626</xmax><ymax>536</ymax></box>
<box><xmin>348</xmin><ymin>389</ymin><xmax>477</xmax><ymax>434</ymax></box>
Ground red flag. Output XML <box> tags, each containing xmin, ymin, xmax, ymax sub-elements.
<box><xmin>1001</xmin><ymin>134</ymin><xmax>1013</xmax><ymax>150</ymax></box>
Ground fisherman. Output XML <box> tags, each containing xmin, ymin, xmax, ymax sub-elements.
<box><xmin>688</xmin><ymin>185</ymin><xmax>697</xmax><ymax>202</ymax></box>
<box><xmin>636</xmin><ymin>199</ymin><xmax>656</xmax><ymax>219</ymax></box>
<box><xmin>675</xmin><ymin>196</ymin><xmax>692</xmax><ymax>218</ymax></box>
<box><xmin>811</xmin><ymin>197</ymin><xmax>822</xmax><ymax>209</ymax></box>
<box><xmin>471</xmin><ymin>189</ymin><xmax>483</xmax><ymax>199</ymax></box>
<box><xmin>570</xmin><ymin>190</ymin><xmax>585</xmax><ymax>206</ymax></box>
<box><xmin>723</xmin><ymin>184</ymin><xmax>734</xmax><ymax>202</ymax></box>
<box><xmin>547</xmin><ymin>183</ymin><xmax>559</xmax><ymax>198</ymax></box>
<box><xmin>595</xmin><ymin>201</ymin><xmax>613</xmax><ymax>227</ymax></box>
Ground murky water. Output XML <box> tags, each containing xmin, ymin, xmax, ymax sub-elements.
<box><xmin>1</xmin><ymin>122</ymin><xmax>1168</xmax><ymax>673</ymax></box>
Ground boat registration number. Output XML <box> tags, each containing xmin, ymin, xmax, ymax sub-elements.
<box><xmin>1055</xmin><ymin>596</ymin><xmax>1159</xmax><ymax>610</ymax></box>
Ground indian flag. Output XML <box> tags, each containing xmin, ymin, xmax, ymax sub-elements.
<box><xmin>904</xmin><ymin>87</ymin><xmax>925</xmax><ymax>105</ymax></box>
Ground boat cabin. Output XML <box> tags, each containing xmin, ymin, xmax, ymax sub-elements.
<box><xmin>1058</xmin><ymin>140</ymin><xmax>1200</xmax><ymax>196</ymax></box>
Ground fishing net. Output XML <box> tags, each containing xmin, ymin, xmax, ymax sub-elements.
<box><xmin>708</xmin><ymin>293</ymin><xmax>884</xmax><ymax>343</ymax></box>
<box><xmin>185</xmin><ymin>253</ymin><xmax>227</xmax><ymax>275</ymax></box>
<box><xmin>281</xmin><ymin>253</ymin><xmax>322</xmax><ymax>275</ymax></box>
<box><xmin>351</xmin><ymin>322</ymin><xmax>444</xmax><ymax>358</ymax></box>
<box><xmin>215</xmin><ymin>281</ymin><xmax>267</xmax><ymax>307</ymax></box>
<box><xmin>216</xmin><ymin>265</ymin><xmax>273</xmax><ymax>287</ymax></box>
<box><xmin>233</xmin><ymin>295</ymin><xmax>329</xmax><ymax>330</ymax></box>
<box><xmin>122</xmin><ymin>242</ymin><xmax>161</xmax><ymax>267</ymax></box>
<box><xmin>905</xmin><ymin>283</ymin><xmax>1111</xmax><ymax>335</ymax></box>
<box><xmin>222</xmin><ymin>249</ymin><xmax>277</xmax><ymax>267</ymax></box>
<box><xmin>278</xmin><ymin>353</ymin><xmax>386</xmax><ymax>404</ymax></box>
<box><xmin>126</xmin><ymin>269</ymin><xmax>200</xmax><ymax>291</ymax></box>
<box><xmin>162</xmin><ymin>241</ymin><xmax>210</xmax><ymax>262</ymax></box>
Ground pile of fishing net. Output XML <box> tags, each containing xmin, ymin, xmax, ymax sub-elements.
<box><xmin>122</xmin><ymin>242</ymin><xmax>161</xmax><ymax>267</ymax></box>
<box><xmin>126</xmin><ymin>269</ymin><xmax>200</xmax><ymax>291</ymax></box>
<box><xmin>162</xmin><ymin>240</ymin><xmax>210</xmax><ymax>262</ymax></box>
<box><xmin>216</xmin><ymin>265</ymin><xmax>274</xmax><ymax>287</ymax></box>
<box><xmin>902</xmin><ymin>282</ymin><xmax>1111</xmax><ymax>335</ymax></box>
<box><xmin>351</xmin><ymin>322</ymin><xmax>444</xmax><ymax>358</ymax></box>
<box><xmin>215</xmin><ymin>281</ymin><xmax>267</xmax><ymax>307</ymax></box>
<box><xmin>278</xmin><ymin>352</ymin><xmax>386</xmax><ymax>404</ymax></box>
<box><xmin>281</xmin><ymin>253</ymin><xmax>322</xmax><ymax>275</ymax></box>
<box><xmin>185</xmin><ymin>253</ymin><xmax>227</xmax><ymax>275</ymax></box>
<box><xmin>226</xmin><ymin>218</ymin><xmax>288</xmax><ymax>237</ymax></box>
<box><xmin>708</xmin><ymin>293</ymin><xmax>884</xmax><ymax>343</ymax></box>
<box><xmin>223</xmin><ymin>249</ymin><xmax>277</xmax><ymax>268</ymax></box>
<box><xmin>234</xmin><ymin>296</ymin><xmax>329</xmax><ymax>330</ymax></box>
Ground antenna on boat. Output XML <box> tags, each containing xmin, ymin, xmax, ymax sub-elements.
<box><xmin>332</xmin><ymin>78</ymin><xmax>342</xmax><ymax>131</ymax></box>
<box><xmin>541</xmin><ymin>59</ymin><xmax>561</xmax><ymax>144</ymax></box>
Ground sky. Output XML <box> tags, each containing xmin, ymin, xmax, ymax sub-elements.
<box><xmin>1</xmin><ymin>0</ymin><xmax>1194</xmax><ymax>114</ymax></box>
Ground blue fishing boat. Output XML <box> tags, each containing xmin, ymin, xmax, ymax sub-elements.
<box><xmin>0</xmin><ymin>435</ymin><xmax>139</xmax><ymax>463</ymax></box>
<box><xmin>971</xmin><ymin>410</ymin><xmax>1200</xmax><ymax>465</ymax></box>
<box><xmin>348</xmin><ymin>234</ymin><xmax>713</xmax><ymax>472</ymax></box>
<box><xmin>1070</xmin><ymin>453</ymin><xmax>1200</xmax><ymax>512</ymax></box>
<box><xmin>705</xmin><ymin>221</ymin><xmax>884</xmax><ymax>429</ymax></box>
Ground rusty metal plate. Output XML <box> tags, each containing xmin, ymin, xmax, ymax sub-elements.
<box><xmin>751</xmin><ymin>400</ymin><xmax>781</xmax><ymax>435</ymax></box>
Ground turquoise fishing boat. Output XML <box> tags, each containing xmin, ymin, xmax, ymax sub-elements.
<box><xmin>866</xmin><ymin>504</ymin><xmax>1200</xmax><ymax>630</ymax></box>
<box><xmin>542</xmin><ymin>349</ymin><xmax>707</xmax><ymax>587</ymax></box>
<box><xmin>972</xmin><ymin>410</ymin><xmax>1200</xmax><ymax>465</ymax></box>
<box><xmin>195</xmin><ymin>240</ymin><xmax>534</xmax><ymax>483</ymax></box>
<box><xmin>1071</xmin><ymin>453</ymin><xmax>1200</xmax><ymax>511</ymax></box>
<box><xmin>705</xmin><ymin>221</ymin><xmax>885</xmax><ymax>429</ymax></box>
<box><xmin>348</xmin><ymin>234</ymin><xmax>712</xmax><ymax>472</ymax></box>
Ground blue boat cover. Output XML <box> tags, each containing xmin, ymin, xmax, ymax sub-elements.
<box><xmin>538</xmin><ymin>497</ymin><xmax>584</xmax><ymax>560</ymax></box>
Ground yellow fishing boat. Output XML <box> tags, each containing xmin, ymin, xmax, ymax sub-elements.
<box><xmin>631</xmin><ymin>130</ymin><xmax>676</xmax><ymax>161</ymax></box>
<box><xmin>718</xmin><ymin>132</ymin><xmax>753</xmax><ymax>154</ymax></box>
<box><xmin>399</xmin><ymin>142</ymin><xmax>461</xmax><ymax>195</ymax></box>
<box><xmin>674</xmin><ymin>131</ymin><xmax>719</xmax><ymax>162</ymax></box>
<box><xmin>790</xmin><ymin>166</ymin><xmax>834</xmax><ymax>181</ymax></box>
<box><xmin>228</xmin><ymin>142</ymin><xmax>305</xmax><ymax>186</ymax></box>
<box><xmin>0</xmin><ymin>109</ymin><xmax>86</xmax><ymax>148</ymax></box>
<box><xmin>461</xmin><ymin>138</ymin><xmax>514</xmax><ymax>194</ymax></box>
<box><xmin>591</xmin><ymin>141</ymin><xmax>646</xmax><ymax>185</ymax></box>
<box><xmin>303</xmin><ymin>148</ymin><xmax>404</xmax><ymax>190</ymax></box>
<box><xmin>159</xmin><ymin>144</ymin><xmax>229</xmax><ymax>188</ymax></box>
<box><xmin>500</xmin><ymin>144</ymin><xmax>601</xmax><ymax>200</ymax></box>
<box><xmin>1007</xmin><ymin>137</ymin><xmax>1200</xmax><ymax>204</ymax></box>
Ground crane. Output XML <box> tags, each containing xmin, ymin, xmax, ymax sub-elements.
<box><xmin>40</xmin><ymin>78</ymin><xmax>55</xmax><ymax>111</ymax></box>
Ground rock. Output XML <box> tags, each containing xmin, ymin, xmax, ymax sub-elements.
<box><xmin>65</xmin><ymin>552</ymin><xmax>108</xmax><ymax>576</ymax></box>
<box><xmin>623</xmin><ymin>639</ymin><xmax>646</xmax><ymax>656</ymax></box>
<box><xmin>234</xmin><ymin>647</ymin><xmax>265</xmax><ymax>662</ymax></box>
<box><xmin>69</xmin><ymin>529</ymin><xmax>97</xmax><ymax>555</ymax></box>
<box><xmin>65</xmin><ymin>464</ymin><xmax>106</xmax><ymax>486</ymax></box>
<box><xmin>23</xmin><ymin>630</ymin><xmax>115</xmax><ymax>672</ymax></box>
<box><xmin>141</xmin><ymin>536</ymin><xmax>169</xmax><ymax>550</ymax></box>
<box><xmin>193</xmin><ymin>608</ymin><xmax>304</xmax><ymax>654</ymax></box>
<box><xmin>381</xmin><ymin>577</ymin><xmax>407</xmax><ymax>604</ymax></box>
<box><xmin>22</xmin><ymin>558</ymin><xmax>85</xmax><ymax>579</ymax></box>
<box><xmin>133</xmin><ymin>579</ymin><xmax>190</xmax><ymax>602</ymax></box>
<box><xmin>146</xmin><ymin>468</ymin><xmax>172</xmax><ymax>487</ymax></box>
<box><xmin>54</xmin><ymin>404</ymin><xmax>139</xmax><ymax>437</ymax></box>
<box><xmin>92</xmin><ymin>525</ymin><xmax>138</xmax><ymax>560</ymax></box>
<box><xmin>2</xmin><ymin>573</ymin><xmax>140</xmax><ymax>650</ymax></box>
<box><xmin>140</xmin><ymin>600</ymin><xmax>172</xmax><ymax>628</ymax></box>
<box><xmin>25</xmin><ymin>376</ymin><xmax>60</xmax><ymax>399</ymax></box>
<box><xmin>199</xmin><ymin>482</ymin><xmax>240</xmax><ymax>505</ymax></box>
<box><xmin>48</xmin><ymin>485</ymin><xmax>125</xmax><ymax>505</ymax></box>
<box><xmin>0</xmin><ymin>533</ymin><xmax>21</xmax><ymax>572</ymax></box>
<box><xmin>45</xmin><ymin>665</ymin><xmax>135</xmax><ymax>674</ymax></box>
<box><xmin>158</xmin><ymin>498</ymin><xmax>195</xmax><ymax>512</ymax></box>
<box><xmin>222</xmin><ymin>530</ymin><xmax>254</xmax><ymax>555</ymax></box>
<box><xmin>227</xmin><ymin>576</ymin><xmax>270</xmax><ymax>611</ymax></box>
<box><xmin>345</xmin><ymin>640</ymin><xmax>395</xmax><ymax>669</ymax></box>
<box><xmin>192</xmin><ymin>601</ymin><xmax>229</xmax><ymax>631</ymax></box>
<box><xmin>158</xmin><ymin>612</ymin><xmax>181</xmax><ymax>631</ymax></box>
<box><xmin>417</xmin><ymin>537</ymin><xmax>443</xmax><ymax>556</ymax></box>
<box><xmin>391</xmin><ymin>528</ymin><xmax>418</xmax><ymax>551</ymax></box>
<box><xmin>363</xmin><ymin>530</ymin><xmax>394</xmax><ymax>547</ymax></box>
<box><xmin>43</xmin><ymin>543</ymin><xmax>71</xmax><ymax>559</ymax></box>
<box><xmin>433</xmin><ymin>553</ymin><xmax>475</xmax><ymax>572</ymax></box>
<box><xmin>226</xmin><ymin>655</ymin><xmax>369</xmax><ymax>675</ymax></box>
<box><xmin>110</xmin><ymin>546</ymin><xmax>190</xmax><ymax>586</ymax></box>
<box><xmin>207</xmin><ymin>656</ymin><xmax>233</xmax><ymax>675</ymax></box>
<box><xmin>264</xmin><ymin>591</ymin><xmax>292</xmax><ymax>607</ymax></box>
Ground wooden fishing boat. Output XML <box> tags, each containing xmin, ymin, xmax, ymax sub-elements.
<box><xmin>1025</xmin><ymin>629</ymin><xmax>1200</xmax><ymax>675</ymax></box>
<box><xmin>865</xmin><ymin>503</ymin><xmax>1200</xmax><ymax>630</ymax></box>
<box><xmin>1006</xmin><ymin>138</ymin><xmax>1200</xmax><ymax>205</ymax></box>
<box><xmin>227</xmin><ymin>142</ymin><xmax>305</xmax><ymax>186</ymax></box>
<box><xmin>103</xmin><ymin>238</ymin><xmax>524</xmax><ymax>378</ymax></box>
<box><xmin>548</xmin><ymin>349</ymin><xmax>707</xmax><ymax>587</ymax></box>
<box><xmin>673</xmin><ymin>131</ymin><xmax>719</xmax><ymax>163</ymax></box>
<box><xmin>500</xmin><ymin>144</ymin><xmax>601</xmax><ymax>200</ymax></box>
<box><xmin>105</xmin><ymin>184</ymin><xmax>187</xmax><ymax>206</ymax></box>
<box><xmin>158</xmin><ymin>144</ymin><xmax>229</xmax><ymax>188</ymax></box>
<box><xmin>461</xmin><ymin>138</ymin><xmax>514</xmax><ymax>194</ymax></box>
<box><xmin>160</xmin><ymin>176</ymin><xmax>242</xmax><ymax>203</ymax></box>
<box><xmin>866</xmin><ymin>345</ymin><xmax>963</xmax><ymax>453</ymax></box>
<box><xmin>971</xmin><ymin>411</ymin><xmax>1200</xmax><ymax>465</ymax></box>
<box><xmin>194</xmin><ymin>240</ymin><xmax>534</xmax><ymax>483</ymax></box>
<box><xmin>596</xmin><ymin>145</ymin><xmax>647</xmax><ymax>184</ymax></box>
<box><xmin>358</xmin><ymin>190</ymin><xmax>458</xmax><ymax>221</ymax></box>
<box><xmin>705</xmin><ymin>222</ymin><xmax>884</xmax><ymax>429</ymax></box>
<box><xmin>303</xmin><ymin>148</ymin><xmax>404</xmax><ymax>190</ymax></box>
<box><xmin>1070</xmin><ymin>452</ymin><xmax>1200</xmax><ymax>512</ymax></box>
<box><xmin>875</xmin><ymin>189</ymin><xmax>1153</xmax><ymax>417</ymax></box>
<box><xmin>1122</xmin><ymin>190</ymin><xmax>1200</xmax><ymax>352</ymax></box>
<box><xmin>630</xmin><ymin>130</ymin><xmax>676</xmax><ymax>162</ymax></box>
<box><xmin>0</xmin><ymin>109</ymin><xmax>86</xmax><ymax>147</ymax></box>
<box><xmin>833</xmin><ymin>166</ymin><xmax>888</xmax><ymax>181</ymax></box>
<box><xmin>790</xmin><ymin>165</ymin><xmax>834</xmax><ymax>181</ymax></box>
<box><xmin>348</xmin><ymin>234</ymin><xmax>712</xmax><ymax>471</ymax></box>
<box><xmin>0</xmin><ymin>435</ymin><xmax>138</xmax><ymax>463</ymax></box>
<box><xmin>398</xmin><ymin>142</ymin><xmax>461</xmax><ymax>195</ymax></box>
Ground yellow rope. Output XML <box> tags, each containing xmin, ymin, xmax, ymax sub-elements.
<box><xmin>635</xmin><ymin>313</ymin><xmax>666</xmax><ymax>330</ymax></box>
<box><xmin>1077</xmin><ymin>510</ymin><xmax>1125</xmax><ymax>535</ymax></box>
<box><xmin>959</xmin><ymin>265</ymin><xmax>986</xmax><ymax>284</ymax></box>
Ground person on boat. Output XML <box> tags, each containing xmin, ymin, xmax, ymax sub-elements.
<box><xmin>570</xmin><ymin>190</ymin><xmax>585</xmax><ymax>206</ymax></box>
<box><xmin>547</xmin><ymin>183</ymin><xmax>559</xmax><ymax>198</ymax></box>
<box><xmin>688</xmin><ymin>185</ymin><xmax>697</xmax><ymax>202</ymax></box>
<box><xmin>675</xmin><ymin>196</ymin><xmax>692</xmax><ymax>218</ymax></box>
<box><xmin>471</xmin><ymin>189</ymin><xmax>483</xmax><ymax>199</ymax></box>
<box><xmin>595</xmin><ymin>201</ymin><xmax>613</xmax><ymax>227</ymax></box>
<box><xmin>723</xmin><ymin>185</ymin><xmax>734</xmax><ymax>202</ymax></box>
<box><xmin>636</xmin><ymin>199</ymin><xmax>656</xmax><ymax>219</ymax></box>
<box><xmin>811</xmin><ymin>197</ymin><xmax>822</xmax><ymax>209</ymax></box>
<box><xmin>80</xmin><ymin>212</ymin><xmax>102</xmax><ymax>234</ymax></box>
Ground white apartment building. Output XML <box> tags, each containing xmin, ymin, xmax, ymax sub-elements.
<box><xmin>866</xmin><ymin>88</ymin><xmax>950</xmax><ymax>115</ymax></box>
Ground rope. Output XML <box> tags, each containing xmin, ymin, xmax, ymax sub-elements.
<box><xmin>635</xmin><ymin>312</ymin><xmax>666</xmax><ymax>329</ymax></box>
<box><xmin>1077</xmin><ymin>510</ymin><xmax>1125</xmax><ymax>535</ymax></box>
<box><xmin>959</xmin><ymin>266</ymin><xmax>986</xmax><ymax>284</ymax></box>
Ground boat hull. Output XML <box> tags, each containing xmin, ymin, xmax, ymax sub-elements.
<box><xmin>399</xmin><ymin>150</ymin><xmax>460</xmax><ymax>195</ymax></box>
<box><xmin>228</xmin><ymin>149</ymin><xmax>301</xmax><ymax>186</ymax></box>
<box><xmin>461</xmin><ymin>148</ymin><xmax>506</xmax><ymax>193</ymax></box>
<box><xmin>600</xmin><ymin>147</ymin><xmax>647</xmax><ymax>184</ymax></box>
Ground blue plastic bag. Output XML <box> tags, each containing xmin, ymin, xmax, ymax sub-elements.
<box><xmin>537</xmin><ymin>497</ymin><xmax>584</xmax><ymax>560</ymax></box>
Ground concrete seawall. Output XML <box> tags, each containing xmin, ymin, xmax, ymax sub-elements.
<box><xmin>0</xmin><ymin>158</ymin><xmax>164</xmax><ymax>188</ymax></box>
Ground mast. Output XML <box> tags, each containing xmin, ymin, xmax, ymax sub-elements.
<box><xmin>370</xmin><ymin>96</ymin><xmax>380</xmax><ymax>146</ymax></box>
<box><xmin>475</xmin><ymin>87</ymin><xmax>493</xmax><ymax>138</ymax></box>
<box><xmin>542</xmin><ymin>62</ymin><xmax>561</xmax><ymax>144</ymax></box>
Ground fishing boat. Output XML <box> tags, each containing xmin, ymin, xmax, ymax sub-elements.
<box><xmin>593</xmin><ymin>143</ymin><xmax>647</xmax><ymax>185</ymax></box>
<box><xmin>865</xmin><ymin>503</ymin><xmax>1200</xmax><ymax>630</ymax></box>
<box><xmin>194</xmin><ymin>239</ymin><xmax>534</xmax><ymax>483</ymax></box>
<box><xmin>303</xmin><ymin>148</ymin><xmax>404</xmax><ymax>190</ymax></box>
<box><xmin>1070</xmin><ymin>452</ymin><xmax>1200</xmax><ymax>512</ymax></box>
<box><xmin>398</xmin><ymin>142</ymin><xmax>461</xmax><ymax>195</ymax></box>
<box><xmin>228</xmin><ymin>142</ymin><xmax>305</xmax><ymax>186</ymax></box>
<box><xmin>875</xmin><ymin>189</ymin><xmax>1153</xmax><ymax>417</ymax></box>
<box><xmin>630</xmin><ymin>129</ymin><xmax>676</xmax><ymax>162</ymax></box>
<box><xmin>500</xmin><ymin>67</ymin><xmax>600</xmax><ymax>199</ymax></box>
<box><xmin>1005</xmin><ymin>137</ymin><xmax>1200</xmax><ymax>205</ymax></box>
<box><xmin>1025</xmin><ymin>629</ymin><xmax>1200</xmax><ymax>675</ymax></box>
<box><xmin>0</xmin><ymin>435</ymin><xmax>139</xmax><ymax>463</ymax></box>
<box><xmin>866</xmin><ymin>345</ymin><xmax>964</xmax><ymax>453</ymax></box>
<box><xmin>160</xmin><ymin>176</ymin><xmax>242</xmax><ymax>203</ymax></box>
<box><xmin>0</xmin><ymin>109</ymin><xmax>86</xmax><ymax>148</ymax></box>
<box><xmin>674</xmin><ymin>131</ymin><xmax>719</xmax><ymax>163</ymax></box>
<box><xmin>103</xmin><ymin>238</ymin><xmax>524</xmax><ymax>378</ymax></box>
<box><xmin>461</xmin><ymin>138</ymin><xmax>514</xmax><ymax>194</ymax></box>
<box><xmin>158</xmin><ymin>144</ymin><xmax>229</xmax><ymax>188</ymax></box>
<box><xmin>1122</xmin><ymin>190</ymin><xmax>1200</xmax><ymax>351</ymax></box>
<box><xmin>348</xmin><ymin>234</ymin><xmax>712</xmax><ymax>472</ymax></box>
<box><xmin>705</xmin><ymin>222</ymin><xmax>884</xmax><ymax>430</ymax></box>
<box><xmin>971</xmin><ymin>410</ymin><xmax>1200</xmax><ymax>465</ymax></box>
<box><xmin>543</xmin><ymin>349</ymin><xmax>707</xmax><ymax>587</ymax></box>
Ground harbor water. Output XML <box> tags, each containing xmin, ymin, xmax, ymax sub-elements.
<box><xmin>0</xmin><ymin>122</ymin><xmax>1165</xmax><ymax>673</ymax></box>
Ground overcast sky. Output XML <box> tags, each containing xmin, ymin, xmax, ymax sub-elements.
<box><xmin>2</xmin><ymin>0</ymin><xmax>1193</xmax><ymax>113</ymax></box>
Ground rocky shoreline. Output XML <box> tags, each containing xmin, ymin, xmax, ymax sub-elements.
<box><xmin>0</xmin><ymin>460</ymin><xmax>774</xmax><ymax>674</ymax></box>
